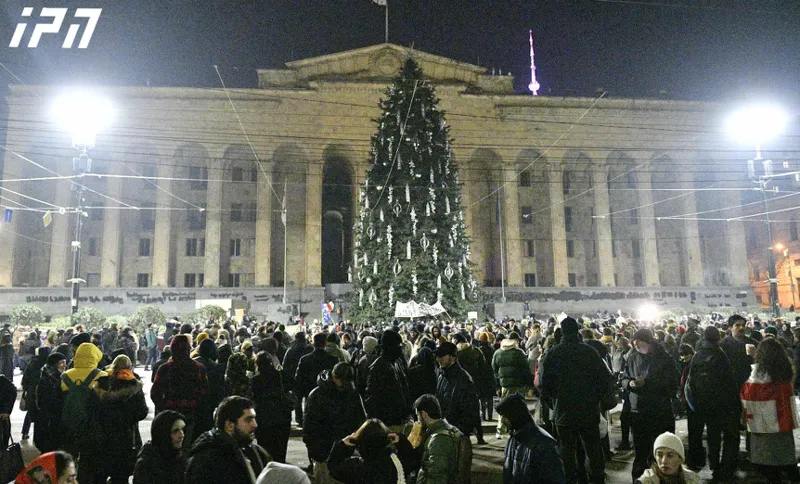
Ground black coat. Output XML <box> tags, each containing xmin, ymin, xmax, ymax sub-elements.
<box><xmin>364</xmin><ymin>353</ymin><xmax>411</xmax><ymax>426</ymax></box>
<box><xmin>685</xmin><ymin>340</ymin><xmax>740</xmax><ymax>416</ymax></box>
<box><xmin>282</xmin><ymin>341</ymin><xmax>312</xmax><ymax>389</ymax></box>
<box><xmin>294</xmin><ymin>348</ymin><xmax>337</xmax><ymax>398</ymax></box>
<box><xmin>0</xmin><ymin>375</ymin><xmax>15</xmax><ymax>414</ymax></box>
<box><xmin>503</xmin><ymin>421</ymin><xmax>566</xmax><ymax>484</ymax></box>
<box><xmin>327</xmin><ymin>434</ymin><xmax>416</xmax><ymax>484</ymax></box>
<box><xmin>99</xmin><ymin>375</ymin><xmax>149</xmax><ymax>478</ymax></box>
<box><xmin>621</xmin><ymin>344</ymin><xmax>677</xmax><ymax>417</ymax></box>
<box><xmin>540</xmin><ymin>335</ymin><xmax>612</xmax><ymax>427</ymax></box>
<box><xmin>435</xmin><ymin>363</ymin><xmax>481</xmax><ymax>435</ymax></box>
<box><xmin>186</xmin><ymin>428</ymin><xmax>271</xmax><ymax>484</ymax></box>
<box><xmin>303</xmin><ymin>375</ymin><xmax>366</xmax><ymax>462</ymax></box>
<box><xmin>251</xmin><ymin>367</ymin><xmax>291</xmax><ymax>429</ymax></box>
<box><xmin>133</xmin><ymin>442</ymin><xmax>186</xmax><ymax>484</ymax></box>
<box><xmin>193</xmin><ymin>356</ymin><xmax>226</xmax><ymax>436</ymax></box>
<box><xmin>720</xmin><ymin>335</ymin><xmax>755</xmax><ymax>389</ymax></box>
<box><xmin>34</xmin><ymin>365</ymin><xmax>64</xmax><ymax>452</ymax></box>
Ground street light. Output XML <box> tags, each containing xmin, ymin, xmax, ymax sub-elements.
<box><xmin>52</xmin><ymin>90</ymin><xmax>113</xmax><ymax>315</ymax></box>
<box><xmin>726</xmin><ymin>103</ymin><xmax>788</xmax><ymax>317</ymax></box>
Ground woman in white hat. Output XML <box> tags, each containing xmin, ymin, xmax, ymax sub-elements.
<box><xmin>638</xmin><ymin>432</ymin><xmax>700</xmax><ymax>484</ymax></box>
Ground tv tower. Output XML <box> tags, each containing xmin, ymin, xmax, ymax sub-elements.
<box><xmin>528</xmin><ymin>30</ymin><xmax>540</xmax><ymax>95</ymax></box>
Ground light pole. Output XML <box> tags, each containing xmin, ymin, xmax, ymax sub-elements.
<box><xmin>726</xmin><ymin>103</ymin><xmax>788</xmax><ymax>317</ymax></box>
<box><xmin>52</xmin><ymin>91</ymin><xmax>113</xmax><ymax>315</ymax></box>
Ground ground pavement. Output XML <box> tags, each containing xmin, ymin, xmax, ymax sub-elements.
<box><xmin>8</xmin><ymin>368</ymin><xmax>798</xmax><ymax>483</ymax></box>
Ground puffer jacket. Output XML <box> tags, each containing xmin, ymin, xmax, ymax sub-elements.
<box><xmin>303</xmin><ymin>372</ymin><xmax>366</xmax><ymax>462</ymax></box>
<box><xmin>492</xmin><ymin>339</ymin><xmax>532</xmax><ymax>389</ymax></box>
<box><xmin>186</xmin><ymin>428</ymin><xmax>271</xmax><ymax>484</ymax></box>
<box><xmin>621</xmin><ymin>344</ymin><xmax>677</xmax><ymax>417</ymax></box>
<box><xmin>435</xmin><ymin>362</ymin><xmax>480</xmax><ymax>435</ymax></box>
<box><xmin>99</xmin><ymin>371</ymin><xmax>149</xmax><ymax>479</ymax></box>
<box><xmin>503</xmin><ymin>421</ymin><xmax>566</xmax><ymax>484</ymax></box>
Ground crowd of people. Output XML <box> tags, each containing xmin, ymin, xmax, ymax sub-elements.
<box><xmin>0</xmin><ymin>310</ymin><xmax>799</xmax><ymax>483</ymax></box>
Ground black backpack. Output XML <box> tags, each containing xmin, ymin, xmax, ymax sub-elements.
<box><xmin>685</xmin><ymin>353</ymin><xmax>719</xmax><ymax>413</ymax></box>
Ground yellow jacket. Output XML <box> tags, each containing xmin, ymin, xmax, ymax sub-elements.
<box><xmin>61</xmin><ymin>343</ymin><xmax>108</xmax><ymax>391</ymax></box>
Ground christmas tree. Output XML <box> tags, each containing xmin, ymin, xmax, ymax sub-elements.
<box><xmin>348</xmin><ymin>58</ymin><xmax>478</xmax><ymax>323</ymax></box>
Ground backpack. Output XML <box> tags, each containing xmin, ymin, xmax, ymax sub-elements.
<box><xmin>60</xmin><ymin>369</ymin><xmax>99</xmax><ymax>436</ymax></box>
<box><xmin>445</xmin><ymin>427</ymin><xmax>472</xmax><ymax>484</ymax></box>
<box><xmin>685</xmin><ymin>353</ymin><xmax>719</xmax><ymax>413</ymax></box>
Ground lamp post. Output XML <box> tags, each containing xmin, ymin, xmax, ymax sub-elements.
<box><xmin>726</xmin><ymin>103</ymin><xmax>788</xmax><ymax>317</ymax></box>
<box><xmin>52</xmin><ymin>91</ymin><xmax>113</xmax><ymax>315</ymax></box>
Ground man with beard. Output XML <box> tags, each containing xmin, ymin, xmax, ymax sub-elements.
<box><xmin>186</xmin><ymin>396</ymin><xmax>271</xmax><ymax>484</ymax></box>
<box><xmin>412</xmin><ymin>394</ymin><xmax>461</xmax><ymax>484</ymax></box>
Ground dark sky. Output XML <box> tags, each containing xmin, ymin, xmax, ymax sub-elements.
<box><xmin>0</xmin><ymin>0</ymin><xmax>799</xmax><ymax>103</ymax></box>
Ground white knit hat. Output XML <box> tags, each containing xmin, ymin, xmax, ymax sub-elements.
<box><xmin>653</xmin><ymin>432</ymin><xmax>684</xmax><ymax>461</ymax></box>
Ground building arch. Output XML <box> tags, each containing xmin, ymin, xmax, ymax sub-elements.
<box><xmin>468</xmin><ymin>148</ymin><xmax>504</xmax><ymax>286</ymax></box>
<box><xmin>321</xmin><ymin>144</ymin><xmax>355</xmax><ymax>284</ymax></box>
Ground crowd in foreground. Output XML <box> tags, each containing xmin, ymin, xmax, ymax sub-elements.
<box><xmin>1</xmin><ymin>310</ymin><xmax>800</xmax><ymax>483</ymax></box>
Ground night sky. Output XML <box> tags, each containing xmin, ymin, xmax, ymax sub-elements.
<box><xmin>0</xmin><ymin>0</ymin><xmax>799</xmax><ymax>104</ymax></box>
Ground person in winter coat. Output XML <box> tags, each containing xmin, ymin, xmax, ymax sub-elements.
<box><xmin>492</xmin><ymin>332</ymin><xmax>532</xmax><ymax>437</ymax></box>
<box><xmin>21</xmin><ymin>346</ymin><xmax>49</xmax><ymax>439</ymax></box>
<box><xmin>226</xmin><ymin>352</ymin><xmax>253</xmax><ymax>398</ymax></box>
<box><xmin>365</xmin><ymin>329</ymin><xmax>412</xmax><ymax>429</ymax></box>
<box><xmin>412</xmin><ymin>394</ymin><xmax>461</xmax><ymax>484</ymax></box>
<box><xmin>281</xmin><ymin>332</ymin><xmax>312</xmax><ymax>425</ymax></box>
<box><xmin>496</xmin><ymin>393</ymin><xmax>566</xmax><ymax>484</ymax></box>
<box><xmin>453</xmin><ymin>334</ymin><xmax>493</xmax><ymax>422</ymax></box>
<box><xmin>187</xmin><ymin>396</ymin><xmax>272</xmax><ymax>484</ymax></box>
<box><xmin>34</xmin><ymin>352</ymin><xmax>67</xmax><ymax>453</ymax></box>
<box><xmin>740</xmin><ymin>337</ymin><xmax>800</xmax><ymax>483</ymax></box>
<box><xmin>133</xmin><ymin>410</ymin><xmax>187</xmax><ymax>484</ymax></box>
<box><xmin>325</xmin><ymin>332</ymin><xmax>350</xmax><ymax>363</ymax></box>
<box><xmin>622</xmin><ymin>328</ymin><xmax>678</xmax><ymax>482</ymax></box>
<box><xmin>477</xmin><ymin>332</ymin><xmax>497</xmax><ymax>420</ymax></box>
<box><xmin>14</xmin><ymin>450</ymin><xmax>77</xmax><ymax>484</ymax></box>
<box><xmin>407</xmin><ymin>346</ymin><xmax>438</xmax><ymax>405</ymax></box>
<box><xmin>637</xmin><ymin>432</ymin><xmax>700</xmax><ymax>484</ymax></box>
<box><xmin>294</xmin><ymin>333</ymin><xmax>338</xmax><ymax>420</ymax></box>
<box><xmin>0</xmin><ymin>371</ymin><xmax>15</xmax><ymax>449</ymax></box>
<box><xmin>720</xmin><ymin>314</ymin><xmax>757</xmax><ymax>390</ymax></box>
<box><xmin>683</xmin><ymin>326</ymin><xmax>740</xmax><ymax>480</ymax></box>
<box><xmin>540</xmin><ymin>317</ymin><xmax>611</xmax><ymax>484</ymax></box>
<box><xmin>98</xmin><ymin>355</ymin><xmax>149</xmax><ymax>484</ymax></box>
<box><xmin>251</xmin><ymin>350</ymin><xmax>292</xmax><ymax>463</ymax></box>
<box><xmin>193</xmin><ymin>338</ymin><xmax>226</xmax><ymax>438</ymax></box>
<box><xmin>0</xmin><ymin>334</ymin><xmax>15</xmax><ymax>379</ymax></box>
<box><xmin>150</xmin><ymin>334</ymin><xmax>208</xmax><ymax>450</ymax></box>
<box><xmin>354</xmin><ymin>335</ymin><xmax>380</xmax><ymax>396</ymax></box>
<box><xmin>327</xmin><ymin>418</ymin><xmax>415</xmax><ymax>484</ymax></box>
<box><xmin>434</xmin><ymin>341</ymin><xmax>483</xmax><ymax>444</ymax></box>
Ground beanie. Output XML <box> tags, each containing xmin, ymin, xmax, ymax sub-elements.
<box><xmin>653</xmin><ymin>432</ymin><xmax>684</xmax><ymax>461</ymax></box>
<box><xmin>560</xmin><ymin>317</ymin><xmax>580</xmax><ymax>335</ymax></box>
<box><xmin>703</xmin><ymin>325</ymin><xmax>721</xmax><ymax>344</ymax></box>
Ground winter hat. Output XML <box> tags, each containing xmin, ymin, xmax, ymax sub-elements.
<box><xmin>435</xmin><ymin>341</ymin><xmax>458</xmax><ymax>357</ymax></box>
<box><xmin>653</xmin><ymin>432</ymin><xmax>685</xmax><ymax>462</ymax></box>
<box><xmin>560</xmin><ymin>317</ymin><xmax>581</xmax><ymax>336</ymax></box>
<box><xmin>170</xmin><ymin>334</ymin><xmax>192</xmax><ymax>360</ymax></box>
<box><xmin>496</xmin><ymin>393</ymin><xmax>533</xmax><ymax>430</ymax></box>
<box><xmin>195</xmin><ymin>332</ymin><xmax>210</xmax><ymax>346</ymax></box>
<box><xmin>362</xmin><ymin>336</ymin><xmax>378</xmax><ymax>355</ymax></box>
<box><xmin>45</xmin><ymin>352</ymin><xmax>66</xmax><ymax>366</ymax></box>
<box><xmin>632</xmin><ymin>328</ymin><xmax>654</xmax><ymax>344</ymax></box>
<box><xmin>256</xmin><ymin>461</ymin><xmax>311</xmax><ymax>484</ymax></box>
<box><xmin>198</xmin><ymin>338</ymin><xmax>218</xmax><ymax>361</ymax></box>
<box><xmin>764</xmin><ymin>325</ymin><xmax>779</xmax><ymax>337</ymax></box>
<box><xmin>380</xmin><ymin>329</ymin><xmax>402</xmax><ymax>349</ymax></box>
<box><xmin>703</xmin><ymin>326</ymin><xmax>721</xmax><ymax>344</ymax></box>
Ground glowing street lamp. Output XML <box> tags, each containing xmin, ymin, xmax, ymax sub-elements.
<box><xmin>52</xmin><ymin>90</ymin><xmax>113</xmax><ymax>315</ymax></box>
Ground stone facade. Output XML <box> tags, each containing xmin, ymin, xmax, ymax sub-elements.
<box><xmin>2</xmin><ymin>43</ymin><xmax>792</xmax><ymax>315</ymax></box>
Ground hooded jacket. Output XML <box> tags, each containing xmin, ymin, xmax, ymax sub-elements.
<box><xmin>133</xmin><ymin>410</ymin><xmax>187</xmax><ymax>484</ymax></box>
<box><xmin>303</xmin><ymin>372</ymin><xmax>366</xmax><ymax>462</ymax></box>
<box><xmin>364</xmin><ymin>340</ymin><xmax>412</xmax><ymax>426</ymax></box>
<box><xmin>186</xmin><ymin>428</ymin><xmax>271</xmax><ymax>484</ymax></box>
<box><xmin>34</xmin><ymin>361</ymin><xmax>65</xmax><ymax>452</ymax></box>
<box><xmin>151</xmin><ymin>335</ymin><xmax>208</xmax><ymax>416</ymax></box>
<box><xmin>61</xmin><ymin>343</ymin><xmax>108</xmax><ymax>391</ymax></box>
<box><xmin>100</xmin><ymin>370</ymin><xmax>149</xmax><ymax>478</ymax></box>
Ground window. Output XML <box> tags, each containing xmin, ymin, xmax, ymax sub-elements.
<box><xmin>521</xmin><ymin>207</ymin><xmax>532</xmax><ymax>224</ymax></box>
<box><xmin>199</xmin><ymin>238</ymin><xmax>205</xmax><ymax>256</ymax></box>
<box><xmin>564</xmin><ymin>207</ymin><xmax>573</xmax><ymax>232</ymax></box>
<box><xmin>189</xmin><ymin>166</ymin><xmax>208</xmax><ymax>190</ymax></box>
<box><xmin>632</xmin><ymin>239</ymin><xmax>641</xmax><ymax>258</ymax></box>
<box><xmin>198</xmin><ymin>273</ymin><xmax>205</xmax><ymax>287</ymax></box>
<box><xmin>612</xmin><ymin>239</ymin><xmax>617</xmax><ymax>257</ymax></box>
<box><xmin>136</xmin><ymin>273</ymin><xmax>149</xmax><ymax>287</ymax></box>
<box><xmin>138</xmin><ymin>238</ymin><xmax>151</xmax><ymax>257</ymax></box>
<box><xmin>567</xmin><ymin>240</ymin><xmax>575</xmax><ymax>258</ymax></box>
<box><xmin>794</xmin><ymin>259</ymin><xmax>800</xmax><ymax>267</ymax></box>
<box><xmin>86</xmin><ymin>273</ymin><xmax>99</xmax><ymax>287</ymax></box>
<box><xmin>524</xmin><ymin>240</ymin><xmax>535</xmax><ymax>258</ymax></box>
<box><xmin>230</xmin><ymin>203</ymin><xmax>242</xmax><ymax>222</ymax></box>
<box><xmin>626</xmin><ymin>172</ymin><xmax>637</xmax><ymax>188</ymax></box>
<box><xmin>142</xmin><ymin>165</ymin><xmax>156</xmax><ymax>189</ymax></box>
<box><xmin>630</xmin><ymin>207</ymin><xmax>638</xmax><ymax>225</ymax></box>
<box><xmin>792</xmin><ymin>221</ymin><xmax>799</xmax><ymax>241</ymax></box>
<box><xmin>614</xmin><ymin>273</ymin><xmax>619</xmax><ymax>286</ymax></box>
<box><xmin>232</xmin><ymin>167</ymin><xmax>244</xmax><ymax>182</ymax></box>
<box><xmin>633</xmin><ymin>272</ymin><xmax>643</xmax><ymax>287</ymax></box>
<box><xmin>188</xmin><ymin>208</ymin><xmax>206</xmax><ymax>230</ymax></box>
<box><xmin>562</xmin><ymin>170</ymin><xmax>571</xmax><ymax>194</ymax></box>
<box><xmin>568</xmin><ymin>273</ymin><xmax>576</xmax><ymax>287</ymax></box>
<box><xmin>519</xmin><ymin>172</ymin><xmax>531</xmax><ymax>187</ymax></box>
<box><xmin>250</xmin><ymin>168</ymin><xmax>258</xmax><ymax>182</ymax></box>
<box><xmin>89</xmin><ymin>203</ymin><xmax>103</xmax><ymax>221</ymax></box>
<box><xmin>524</xmin><ymin>273</ymin><xmax>536</xmax><ymax>287</ymax></box>
<box><xmin>87</xmin><ymin>238</ymin><xmax>98</xmax><ymax>257</ymax></box>
<box><xmin>228</xmin><ymin>273</ymin><xmax>241</xmax><ymax>287</ymax></box>
<box><xmin>140</xmin><ymin>209</ymin><xmax>155</xmax><ymax>230</ymax></box>
<box><xmin>230</xmin><ymin>238</ymin><xmax>242</xmax><ymax>257</ymax></box>
<box><xmin>186</xmin><ymin>238</ymin><xmax>198</xmax><ymax>256</ymax></box>
<box><xmin>587</xmin><ymin>272</ymin><xmax>598</xmax><ymax>286</ymax></box>
<box><xmin>184</xmin><ymin>273</ymin><xmax>196</xmax><ymax>287</ymax></box>
<box><xmin>245</xmin><ymin>202</ymin><xmax>257</xmax><ymax>222</ymax></box>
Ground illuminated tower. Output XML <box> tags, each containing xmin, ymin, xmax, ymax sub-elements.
<box><xmin>528</xmin><ymin>30</ymin><xmax>540</xmax><ymax>95</ymax></box>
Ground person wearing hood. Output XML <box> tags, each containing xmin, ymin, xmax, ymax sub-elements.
<box><xmin>540</xmin><ymin>317</ymin><xmax>611</xmax><ymax>484</ymax></box>
<box><xmin>15</xmin><ymin>450</ymin><xmax>77</xmax><ymax>484</ymax></box>
<box><xmin>98</xmin><ymin>354</ymin><xmax>149</xmax><ymax>484</ymax></box>
<box><xmin>407</xmin><ymin>346</ymin><xmax>438</xmax><ymax>405</ymax></box>
<box><xmin>21</xmin><ymin>346</ymin><xmax>50</xmax><ymax>440</ymax></box>
<box><xmin>133</xmin><ymin>410</ymin><xmax>188</xmax><ymax>484</ymax></box>
<box><xmin>354</xmin><ymin>335</ymin><xmax>380</xmax><ymax>396</ymax></box>
<box><xmin>35</xmin><ymin>352</ymin><xmax>67</xmax><ymax>452</ymax></box>
<box><xmin>492</xmin><ymin>332</ymin><xmax>532</xmax><ymax>438</ymax></box>
<box><xmin>496</xmin><ymin>393</ymin><xmax>566</xmax><ymax>484</ymax></box>
<box><xmin>193</xmin><ymin>338</ymin><xmax>226</xmax><ymax>437</ymax></box>
<box><xmin>151</xmin><ymin>334</ymin><xmax>208</xmax><ymax>450</ymax></box>
<box><xmin>187</xmin><ymin>395</ymin><xmax>272</xmax><ymax>484</ymax></box>
<box><xmin>327</xmin><ymin>418</ymin><xmax>415</xmax><ymax>484</ymax></box>
<box><xmin>303</xmin><ymin>362</ymin><xmax>366</xmax><ymax>478</ymax></box>
<box><xmin>365</xmin><ymin>330</ymin><xmax>412</xmax><ymax>430</ymax></box>
<box><xmin>227</xmin><ymin>352</ymin><xmax>253</xmax><ymax>398</ymax></box>
<box><xmin>251</xmin><ymin>350</ymin><xmax>292</xmax><ymax>463</ymax></box>
<box><xmin>281</xmin><ymin>332</ymin><xmax>312</xmax><ymax>425</ymax></box>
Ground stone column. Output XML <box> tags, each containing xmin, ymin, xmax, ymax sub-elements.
<box><xmin>47</xmin><ymin>177</ymin><xmax>72</xmax><ymax>287</ymax></box>
<box><xmin>502</xmin><ymin>166</ymin><xmax>523</xmax><ymax>286</ymax></box>
<box><xmin>548</xmin><ymin>166</ymin><xmax>569</xmax><ymax>287</ymax></box>
<box><xmin>254</xmin><ymin>167</ymin><xmax>272</xmax><ymax>286</ymax></box>
<box><xmin>592</xmin><ymin>166</ymin><xmax>615</xmax><ymax>286</ymax></box>
<box><xmin>725</xmin><ymin>188</ymin><xmax>750</xmax><ymax>286</ymax></box>
<box><xmin>635</xmin><ymin>168</ymin><xmax>661</xmax><ymax>286</ymax></box>
<box><xmin>463</xmin><ymin>171</ymin><xmax>486</xmax><ymax>285</ymax></box>
<box><xmin>204</xmin><ymin>163</ymin><xmax>223</xmax><ymax>287</ymax></box>
<box><xmin>100</xmin><ymin>172</ymin><xmax>123</xmax><ymax>287</ymax></box>
<box><xmin>152</xmin><ymin>163</ymin><xmax>174</xmax><ymax>287</ymax></box>
<box><xmin>678</xmin><ymin>172</ymin><xmax>704</xmax><ymax>286</ymax></box>
<box><xmin>305</xmin><ymin>163</ymin><xmax>322</xmax><ymax>287</ymax></box>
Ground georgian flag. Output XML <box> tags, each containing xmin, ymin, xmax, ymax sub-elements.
<box><xmin>372</xmin><ymin>0</ymin><xmax>387</xmax><ymax>5</ymax></box>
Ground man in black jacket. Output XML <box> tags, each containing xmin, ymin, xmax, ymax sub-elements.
<box><xmin>282</xmin><ymin>332</ymin><xmax>312</xmax><ymax>425</ymax></box>
<box><xmin>434</xmin><ymin>342</ymin><xmax>483</xmax><ymax>444</ymax></box>
<box><xmin>294</xmin><ymin>333</ymin><xmax>337</xmax><ymax>424</ymax></box>
<box><xmin>622</xmin><ymin>327</ymin><xmax>677</xmax><ymax>482</ymax></box>
<box><xmin>685</xmin><ymin>326</ymin><xmax>741</xmax><ymax>480</ymax></box>
<box><xmin>186</xmin><ymin>396</ymin><xmax>271</xmax><ymax>484</ymax></box>
<box><xmin>497</xmin><ymin>392</ymin><xmax>566</xmax><ymax>484</ymax></box>
<box><xmin>540</xmin><ymin>317</ymin><xmax>611</xmax><ymax>484</ymax></box>
<box><xmin>720</xmin><ymin>314</ymin><xmax>756</xmax><ymax>390</ymax></box>
<box><xmin>364</xmin><ymin>329</ymin><xmax>412</xmax><ymax>429</ymax></box>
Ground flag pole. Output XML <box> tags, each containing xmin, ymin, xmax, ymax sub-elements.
<box><xmin>385</xmin><ymin>1</ymin><xmax>389</xmax><ymax>43</ymax></box>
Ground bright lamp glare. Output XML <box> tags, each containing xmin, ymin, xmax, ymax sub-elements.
<box><xmin>725</xmin><ymin>104</ymin><xmax>788</xmax><ymax>148</ymax></box>
<box><xmin>637</xmin><ymin>303</ymin><xmax>660</xmax><ymax>322</ymax></box>
<box><xmin>52</xmin><ymin>91</ymin><xmax>113</xmax><ymax>147</ymax></box>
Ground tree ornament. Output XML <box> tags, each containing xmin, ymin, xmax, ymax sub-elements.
<box><xmin>444</xmin><ymin>262</ymin><xmax>454</xmax><ymax>281</ymax></box>
<box><xmin>388</xmin><ymin>186</ymin><xmax>393</xmax><ymax>204</ymax></box>
<box><xmin>426</xmin><ymin>202</ymin><xmax>431</xmax><ymax>217</ymax></box>
<box><xmin>348</xmin><ymin>266</ymin><xmax>352</xmax><ymax>283</ymax></box>
<box><xmin>379</xmin><ymin>209</ymin><xmax>384</xmax><ymax>223</ymax></box>
<box><xmin>437</xmin><ymin>274</ymin><xmax>442</xmax><ymax>289</ymax></box>
<box><xmin>433</xmin><ymin>245</ymin><xmax>439</xmax><ymax>265</ymax></box>
<box><xmin>412</xmin><ymin>270</ymin><xmax>418</xmax><ymax>296</ymax></box>
<box><xmin>359</xmin><ymin>289</ymin><xmax>364</xmax><ymax>307</ymax></box>
<box><xmin>368</xmin><ymin>225</ymin><xmax>376</xmax><ymax>240</ymax></box>
<box><xmin>410</xmin><ymin>208</ymin><xmax>417</xmax><ymax>236</ymax></box>
<box><xmin>353</xmin><ymin>250</ymin><xmax>359</xmax><ymax>268</ymax></box>
<box><xmin>393</xmin><ymin>259</ymin><xmax>402</xmax><ymax>276</ymax></box>
<box><xmin>445</xmin><ymin>197</ymin><xmax>451</xmax><ymax>214</ymax></box>
<box><xmin>386</xmin><ymin>225</ymin><xmax>393</xmax><ymax>256</ymax></box>
<box><xmin>363</xmin><ymin>253</ymin><xmax>368</xmax><ymax>266</ymax></box>
<box><xmin>420</xmin><ymin>232</ymin><xmax>430</xmax><ymax>251</ymax></box>
<box><xmin>460</xmin><ymin>284</ymin><xmax>466</xmax><ymax>300</ymax></box>
<box><xmin>405</xmin><ymin>184</ymin><xmax>410</xmax><ymax>203</ymax></box>
<box><xmin>396</xmin><ymin>151</ymin><xmax>402</xmax><ymax>170</ymax></box>
<box><xmin>392</xmin><ymin>202</ymin><xmax>402</xmax><ymax>218</ymax></box>
<box><xmin>406</xmin><ymin>240</ymin><xmax>412</xmax><ymax>259</ymax></box>
<box><xmin>429</xmin><ymin>169</ymin><xmax>434</xmax><ymax>184</ymax></box>
<box><xmin>389</xmin><ymin>284</ymin><xmax>395</xmax><ymax>306</ymax></box>
<box><xmin>369</xmin><ymin>288</ymin><xmax>377</xmax><ymax>307</ymax></box>
<box><xmin>373</xmin><ymin>260</ymin><xmax>378</xmax><ymax>275</ymax></box>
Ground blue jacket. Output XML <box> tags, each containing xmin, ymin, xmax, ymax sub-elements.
<box><xmin>503</xmin><ymin>421</ymin><xmax>566</xmax><ymax>484</ymax></box>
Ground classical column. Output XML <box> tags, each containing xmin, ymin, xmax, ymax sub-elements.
<box><xmin>47</xmin><ymin>177</ymin><xmax>72</xmax><ymax>287</ymax></box>
<box><xmin>152</xmin><ymin>163</ymin><xmax>174</xmax><ymax>287</ymax></box>
<box><xmin>305</xmin><ymin>163</ymin><xmax>322</xmax><ymax>287</ymax></box>
<box><xmin>679</xmin><ymin>172</ymin><xmax>704</xmax><ymax>286</ymax></box>
<box><xmin>204</xmin><ymin>164</ymin><xmax>223</xmax><ymax>287</ymax></box>
<box><xmin>635</xmin><ymin>169</ymin><xmax>661</xmax><ymax>286</ymax></box>
<box><xmin>725</xmin><ymin>189</ymin><xmax>750</xmax><ymax>286</ymax></box>
<box><xmin>254</xmin><ymin>167</ymin><xmax>272</xmax><ymax>286</ymax></box>
<box><xmin>548</xmin><ymin>166</ymin><xmax>569</xmax><ymax>287</ymax></box>
<box><xmin>502</xmin><ymin>166</ymin><xmax>523</xmax><ymax>286</ymax></box>
<box><xmin>592</xmin><ymin>166</ymin><xmax>615</xmax><ymax>286</ymax></box>
<box><xmin>463</xmin><ymin>171</ymin><xmax>486</xmax><ymax>285</ymax></box>
<box><xmin>99</xmin><ymin>172</ymin><xmax>123</xmax><ymax>287</ymax></box>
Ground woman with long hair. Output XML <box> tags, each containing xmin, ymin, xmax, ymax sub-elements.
<box><xmin>741</xmin><ymin>337</ymin><xmax>800</xmax><ymax>483</ymax></box>
<box><xmin>251</xmin><ymin>350</ymin><xmax>292</xmax><ymax>463</ymax></box>
<box><xmin>327</xmin><ymin>418</ymin><xmax>414</xmax><ymax>484</ymax></box>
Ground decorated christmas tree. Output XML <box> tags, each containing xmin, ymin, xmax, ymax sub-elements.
<box><xmin>348</xmin><ymin>58</ymin><xmax>478</xmax><ymax>323</ymax></box>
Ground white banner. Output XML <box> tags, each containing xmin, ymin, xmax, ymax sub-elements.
<box><xmin>394</xmin><ymin>300</ymin><xmax>448</xmax><ymax>318</ymax></box>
